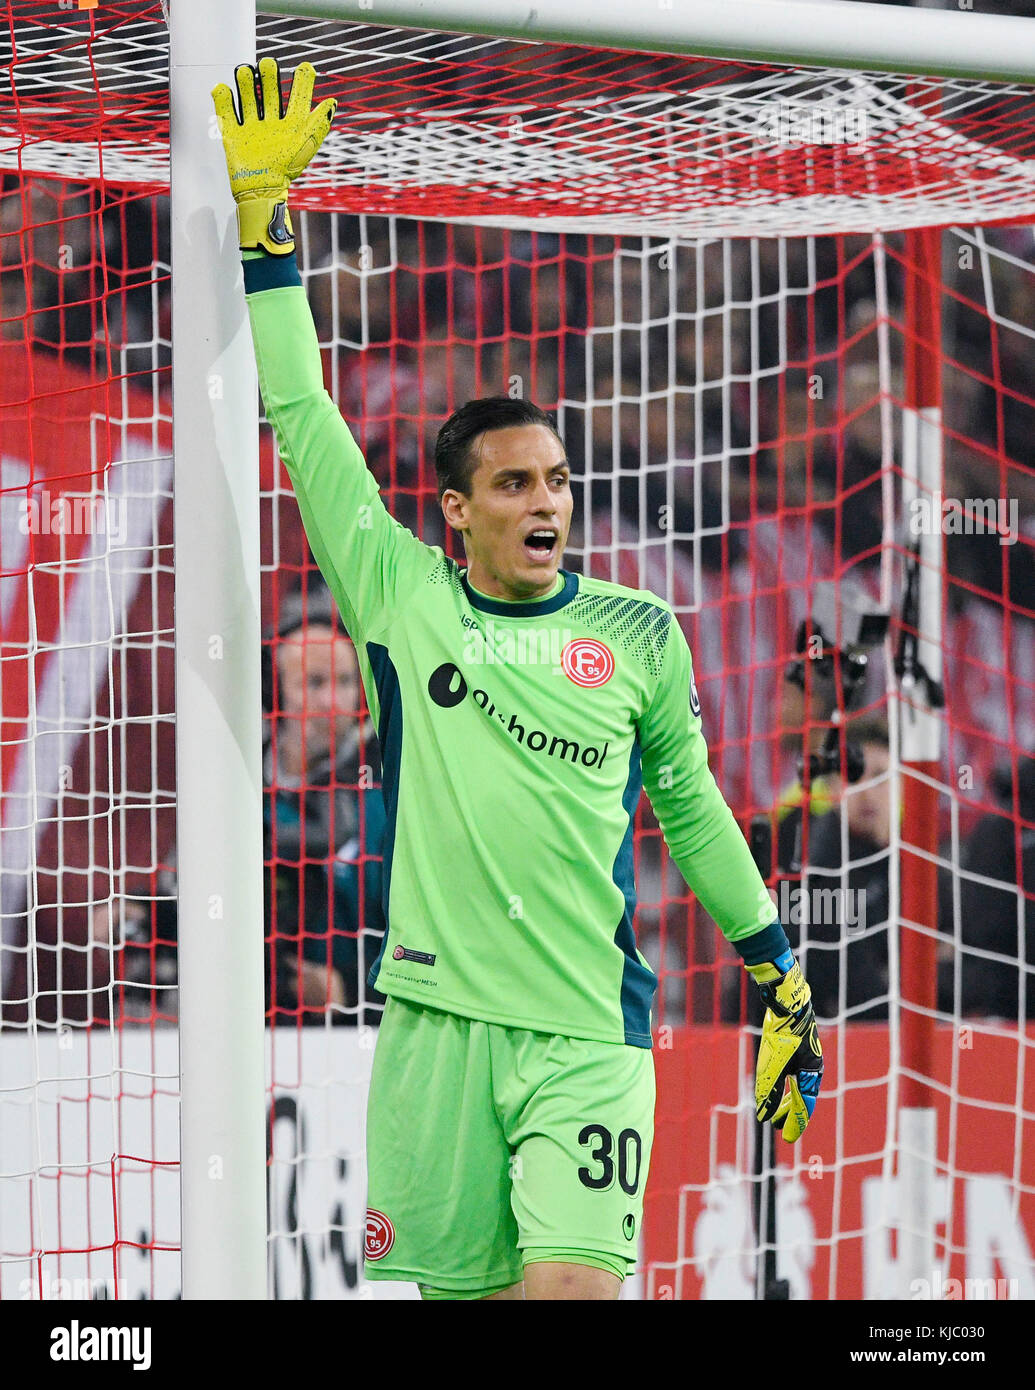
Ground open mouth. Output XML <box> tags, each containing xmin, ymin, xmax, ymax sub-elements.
<box><xmin>523</xmin><ymin>528</ymin><xmax>558</xmax><ymax>563</ymax></box>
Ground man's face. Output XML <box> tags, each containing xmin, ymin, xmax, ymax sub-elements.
<box><xmin>276</xmin><ymin>622</ymin><xmax>360</xmax><ymax>765</ymax></box>
<box><xmin>779</xmin><ymin>675</ymin><xmax>836</xmax><ymax>757</ymax></box>
<box><xmin>441</xmin><ymin>423</ymin><xmax>573</xmax><ymax>600</ymax></box>
<box><xmin>845</xmin><ymin>740</ymin><xmax>892</xmax><ymax>847</ymax></box>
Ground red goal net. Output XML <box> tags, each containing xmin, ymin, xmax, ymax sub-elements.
<box><xmin>1</xmin><ymin>0</ymin><xmax>1034</xmax><ymax>1300</ymax></box>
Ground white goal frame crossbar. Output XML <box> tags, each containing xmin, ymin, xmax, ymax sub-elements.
<box><xmin>267</xmin><ymin>0</ymin><xmax>1035</xmax><ymax>83</ymax></box>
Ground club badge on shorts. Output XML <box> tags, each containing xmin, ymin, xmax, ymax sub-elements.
<box><xmin>365</xmin><ymin>1208</ymin><xmax>396</xmax><ymax>1261</ymax></box>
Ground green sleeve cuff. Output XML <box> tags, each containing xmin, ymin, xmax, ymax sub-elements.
<box><xmin>243</xmin><ymin>249</ymin><xmax>302</xmax><ymax>294</ymax></box>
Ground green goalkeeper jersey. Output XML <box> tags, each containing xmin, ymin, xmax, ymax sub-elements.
<box><xmin>246</xmin><ymin>277</ymin><xmax>779</xmax><ymax>1048</ymax></box>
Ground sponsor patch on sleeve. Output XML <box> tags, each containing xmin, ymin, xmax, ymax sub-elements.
<box><xmin>689</xmin><ymin>670</ymin><xmax>702</xmax><ymax>717</ymax></box>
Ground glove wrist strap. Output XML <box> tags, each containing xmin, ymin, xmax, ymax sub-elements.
<box><xmin>745</xmin><ymin>960</ymin><xmax>782</xmax><ymax>985</ymax></box>
<box><xmin>236</xmin><ymin>197</ymin><xmax>295</xmax><ymax>256</ymax></box>
<box><xmin>748</xmin><ymin>954</ymin><xmax>811</xmax><ymax>1017</ymax></box>
<box><xmin>745</xmin><ymin>947</ymin><xmax>795</xmax><ymax>987</ymax></box>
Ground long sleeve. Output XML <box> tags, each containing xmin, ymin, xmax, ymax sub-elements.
<box><xmin>639</xmin><ymin>618</ymin><xmax>785</xmax><ymax>953</ymax></box>
<box><xmin>245</xmin><ymin>269</ymin><xmax>438</xmax><ymax>644</ymax></box>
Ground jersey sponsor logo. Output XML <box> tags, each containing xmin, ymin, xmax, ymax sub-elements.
<box><xmin>392</xmin><ymin>945</ymin><xmax>437</xmax><ymax>966</ymax></box>
<box><xmin>561</xmin><ymin>638</ymin><xmax>614</xmax><ymax>689</ymax></box>
<box><xmin>426</xmin><ymin>663</ymin><xmax>611</xmax><ymax>770</ymax></box>
<box><xmin>689</xmin><ymin>670</ymin><xmax>701</xmax><ymax>717</ymax></box>
<box><xmin>365</xmin><ymin>1209</ymin><xmax>395</xmax><ymax>1261</ymax></box>
<box><xmin>427</xmin><ymin>662</ymin><xmax>468</xmax><ymax>708</ymax></box>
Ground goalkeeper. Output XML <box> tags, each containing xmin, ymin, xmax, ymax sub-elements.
<box><xmin>213</xmin><ymin>59</ymin><xmax>823</xmax><ymax>1302</ymax></box>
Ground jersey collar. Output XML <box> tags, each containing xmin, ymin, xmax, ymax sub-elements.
<box><xmin>461</xmin><ymin>568</ymin><xmax>579</xmax><ymax>618</ymax></box>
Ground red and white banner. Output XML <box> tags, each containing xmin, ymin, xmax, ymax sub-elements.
<box><xmin>647</xmin><ymin>1024</ymin><xmax>1035</xmax><ymax>1300</ymax></box>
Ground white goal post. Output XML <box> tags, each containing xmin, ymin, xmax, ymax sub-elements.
<box><xmin>170</xmin><ymin>0</ymin><xmax>267</xmax><ymax>1300</ymax></box>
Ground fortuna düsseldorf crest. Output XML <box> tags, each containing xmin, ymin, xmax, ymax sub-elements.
<box><xmin>561</xmin><ymin>638</ymin><xmax>614</xmax><ymax>688</ymax></box>
<box><xmin>365</xmin><ymin>1208</ymin><xmax>396</xmax><ymax>1261</ymax></box>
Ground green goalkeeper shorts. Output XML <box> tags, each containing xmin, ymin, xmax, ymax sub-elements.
<box><xmin>363</xmin><ymin>997</ymin><xmax>656</xmax><ymax>1297</ymax></box>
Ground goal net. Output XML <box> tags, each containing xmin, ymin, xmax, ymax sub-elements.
<box><xmin>1</xmin><ymin>0</ymin><xmax>1033</xmax><ymax>1300</ymax></box>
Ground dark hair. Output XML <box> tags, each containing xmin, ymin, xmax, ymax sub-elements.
<box><xmin>270</xmin><ymin>583</ymin><xmax>344</xmax><ymax>643</ymax></box>
<box><xmin>434</xmin><ymin>396</ymin><xmax>562</xmax><ymax>501</ymax></box>
<box><xmin>845</xmin><ymin>715</ymin><xmax>890</xmax><ymax>750</ymax></box>
<box><xmin>991</xmin><ymin>755</ymin><xmax>1035</xmax><ymax>817</ymax></box>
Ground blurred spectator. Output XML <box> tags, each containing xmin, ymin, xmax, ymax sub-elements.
<box><xmin>263</xmin><ymin>583</ymin><xmax>387</xmax><ymax>1026</ymax></box>
<box><xmin>90</xmin><ymin>877</ymin><xmax>178</xmax><ymax>1024</ymax></box>
<box><xmin>938</xmin><ymin>755</ymin><xmax>1035</xmax><ymax>1020</ymax></box>
<box><xmin>93</xmin><ymin>584</ymin><xmax>387</xmax><ymax>1026</ymax></box>
<box><xmin>780</xmin><ymin>718</ymin><xmax>894</xmax><ymax>1023</ymax></box>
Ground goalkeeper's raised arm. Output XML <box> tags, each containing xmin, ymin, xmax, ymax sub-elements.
<box><xmin>211</xmin><ymin>58</ymin><xmax>436</xmax><ymax>645</ymax></box>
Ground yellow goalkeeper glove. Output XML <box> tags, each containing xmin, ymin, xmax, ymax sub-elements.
<box><xmin>747</xmin><ymin>952</ymin><xmax>823</xmax><ymax>1143</ymax></box>
<box><xmin>211</xmin><ymin>58</ymin><xmax>337</xmax><ymax>256</ymax></box>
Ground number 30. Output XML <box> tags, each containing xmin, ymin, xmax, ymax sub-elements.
<box><xmin>577</xmin><ymin>1124</ymin><xmax>642</xmax><ymax>1195</ymax></box>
